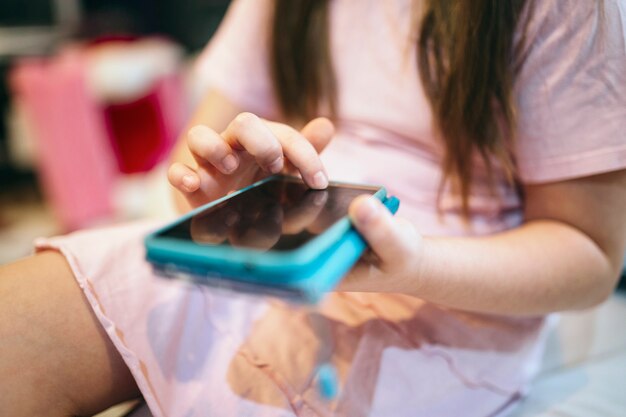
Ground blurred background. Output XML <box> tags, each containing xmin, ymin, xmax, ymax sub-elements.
<box><xmin>0</xmin><ymin>0</ymin><xmax>230</xmax><ymax>263</ymax></box>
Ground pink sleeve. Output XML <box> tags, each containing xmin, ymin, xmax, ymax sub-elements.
<box><xmin>514</xmin><ymin>0</ymin><xmax>626</xmax><ymax>183</ymax></box>
<box><xmin>194</xmin><ymin>0</ymin><xmax>278</xmax><ymax>118</ymax></box>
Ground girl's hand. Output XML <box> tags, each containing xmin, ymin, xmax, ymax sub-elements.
<box><xmin>167</xmin><ymin>113</ymin><xmax>335</xmax><ymax>210</ymax></box>
<box><xmin>338</xmin><ymin>195</ymin><xmax>424</xmax><ymax>293</ymax></box>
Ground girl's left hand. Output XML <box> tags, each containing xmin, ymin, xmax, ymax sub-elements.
<box><xmin>337</xmin><ymin>195</ymin><xmax>424</xmax><ymax>293</ymax></box>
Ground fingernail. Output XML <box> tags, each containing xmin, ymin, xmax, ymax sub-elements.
<box><xmin>182</xmin><ymin>175</ymin><xmax>196</xmax><ymax>191</ymax></box>
<box><xmin>354</xmin><ymin>197</ymin><xmax>379</xmax><ymax>225</ymax></box>
<box><xmin>312</xmin><ymin>171</ymin><xmax>328</xmax><ymax>189</ymax></box>
<box><xmin>268</xmin><ymin>156</ymin><xmax>283</xmax><ymax>174</ymax></box>
<box><xmin>221</xmin><ymin>154</ymin><xmax>238</xmax><ymax>173</ymax></box>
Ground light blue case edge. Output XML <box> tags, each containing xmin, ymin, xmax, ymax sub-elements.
<box><xmin>295</xmin><ymin>195</ymin><xmax>400</xmax><ymax>302</ymax></box>
<box><xmin>144</xmin><ymin>175</ymin><xmax>387</xmax><ymax>279</ymax></box>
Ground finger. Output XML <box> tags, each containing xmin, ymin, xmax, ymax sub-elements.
<box><xmin>349</xmin><ymin>195</ymin><xmax>421</xmax><ymax>271</ymax></box>
<box><xmin>168</xmin><ymin>162</ymin><xmax>228</xmax><ymax>209</ymax></box>
<box><xmin>265</xmin><ymin>121</ymin><xmax>329</xmax><ymax>189</ymax></box>
<box><xmin>222</xmin><ymin>112</ymin><xmax>284</xmax><ymax>174</ymax></box>
<box><xmin>300</xmin><ymin>117</ymin><xmax>335</xmax><ymax>154</ymax></box>
<box><xmin>187</xmin><ymin>124</ymin><xmax>240</xmax><ymax>174</ymax></box>
<box><xmin>168</xmin><ymin>162</ymin><xmax>200</xmax><ymax>193</ymax></box>
<box><xmin>282</xmin><ymin>118</ymin><xmax>334</xmax><ymax>176</ymax></box>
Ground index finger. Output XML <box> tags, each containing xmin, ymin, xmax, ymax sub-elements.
<box><xmin>264</xmin><ymin>121</ymin><xmax>329</xmax><ymax>189</ymax></box>
<box><xmin>222</xmin><ymin>113</ymin><xmax>284</xmax><ymax>174</ymax></box>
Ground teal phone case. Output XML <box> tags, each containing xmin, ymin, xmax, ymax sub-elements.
<box><xmin>145</xmin><ymin>175</ymin><xmax>400</xmax><ymax>303</ymax></box>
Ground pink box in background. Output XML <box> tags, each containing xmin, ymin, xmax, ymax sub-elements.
<box><xmin>11</xmin><ymin>49</ymin><xmax>117</xmax><ymax>231</ymax></box>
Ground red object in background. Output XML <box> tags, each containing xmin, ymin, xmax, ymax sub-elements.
<box><xmin>103</xmin><ymin>75</ymin><xmax>182</xmax><ymax>174</ymax></box>
<box><xmin>104</xmin><ymin>93</ymin><xmax>163</xmax><ymax>173</ymax></box>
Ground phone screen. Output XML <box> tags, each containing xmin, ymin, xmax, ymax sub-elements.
<box><xmin>158</xmin><ymin>176</ymin><xmax>378</xmax><ymax>251</ymax></box>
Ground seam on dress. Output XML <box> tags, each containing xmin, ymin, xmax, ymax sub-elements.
<box><xmin>236</xmin><ymin>348</ymin><xmax>334</xmax><ymax>417</ymax></box>
<box><xmin>518</xmin><ymin>141</ymin><xmax>626</xmax><ymax>182</ymax></box>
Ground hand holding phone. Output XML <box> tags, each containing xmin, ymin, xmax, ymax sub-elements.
<box><xmin>145</xmin><ymin>175</ymin><xmax>400</xmax><ymax>303</ymax></box>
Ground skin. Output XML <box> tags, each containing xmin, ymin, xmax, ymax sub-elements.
<box><xmin>1</xmin><ymin>89</ymin><xmax>624</xmax><ymax>415</ymax></box>
<box><xmin>0</xmin><ymin>252</ymin><xmax>140</xmax><ymax>416</ymax></box>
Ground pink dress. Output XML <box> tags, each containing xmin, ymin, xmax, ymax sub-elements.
<box><xmin>35</xmin><ymin>1</ymin><xmax>626</xmax><ymax>416</ymax></box>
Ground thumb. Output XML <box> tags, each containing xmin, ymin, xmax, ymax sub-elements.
<box><xmin>349</xmin><ymin>195</ymin><xmax>421</xmax><ymax>272</ymax></box>
<box><xmin>300</xmin><ymin>117</ymin><xmax>335</xmax><ymax>154</ymax></box>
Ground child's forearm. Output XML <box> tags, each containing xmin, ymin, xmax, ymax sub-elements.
<box><xmin>344</xmin><ymin>172</ymin><xmax>626</xmax><ymax>316</ymax></box>
<box><xmin>390</xmin><ymin>220</ymin><xmax>617</xmax><ymax>316</ymax></box>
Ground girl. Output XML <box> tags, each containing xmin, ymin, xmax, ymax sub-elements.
<box><xmin>2</xmin><ymin>0</ymin><xmax>626</xmax><ymax>416</ymax></box>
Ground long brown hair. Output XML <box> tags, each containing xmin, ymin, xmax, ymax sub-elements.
<box><xmin>271</xmin><ymin>0</ymin><xmax>530</xmax><ymax>213</ymax></box>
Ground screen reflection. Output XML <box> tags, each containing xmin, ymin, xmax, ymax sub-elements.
<box><xmin>159</xmin><ymin>178</ymin><xmax>377</xmax><ymax>251</ymax></box>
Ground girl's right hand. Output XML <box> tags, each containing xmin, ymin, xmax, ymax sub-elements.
<box><xmin>167</xmin><ymin>113</ymin><xmax>335</xmax><ymax>210</ymax></box>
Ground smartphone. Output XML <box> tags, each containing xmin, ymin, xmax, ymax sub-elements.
<box><xmin>145</xmin><ymin>175</ymin><xmax>399</xmax><ymax>303</ymax></box>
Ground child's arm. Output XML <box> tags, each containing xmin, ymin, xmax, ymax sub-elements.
<box><xmin>342</xmin><ymin>170</ymin><xmax>626</xmax><ymax>316</ymax></box>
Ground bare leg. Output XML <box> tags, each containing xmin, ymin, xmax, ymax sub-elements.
<box><xmin>0</xmin><ymin>252</ymin><xmax>140</xmax><ymax>416</ymax></box>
